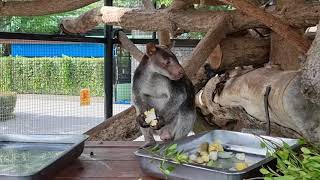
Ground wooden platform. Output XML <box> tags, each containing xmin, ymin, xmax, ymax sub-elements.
<box><xmin>54</xmin><ymin>141</ymin><xmax>157</xmax><ymax>180</ymax></box>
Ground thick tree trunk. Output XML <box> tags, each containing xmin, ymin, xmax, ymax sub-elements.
<box><xmin>60</xmin><ymin>4</ymin><xmax>320</xmax><ymax>36</ymax></box>
<box><xmin>197</xmin><ymin>67</ymin><xmax>320</xmax><ymax>142</ymax></box>
<box><xmin>301</xmin><ymin>23</ymin><xmax>320</xmax><ymax>105</ymax></box>
<box><xmin>0</xmin><ymin>0</ymin><xmax>99</xmax><ymax>16</ymax></box>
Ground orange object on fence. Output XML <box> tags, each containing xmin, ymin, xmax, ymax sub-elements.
<box><xmin>80</xmin><ymin>88</ymin><xmax>91</xmax><ymax>106</ymax></box>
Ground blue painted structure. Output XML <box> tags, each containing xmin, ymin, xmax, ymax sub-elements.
<box><xmin>11</xmin><ymin>43</ymin><xmax>105</xmax><ymax>57</ymax></box>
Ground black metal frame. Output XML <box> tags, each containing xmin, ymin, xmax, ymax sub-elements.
<box><xmin>104</xmin><ymin>0</ymin><xmax>113</xmax><ymax>118</ymax></box>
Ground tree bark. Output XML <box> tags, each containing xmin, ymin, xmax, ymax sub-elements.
<box><xmin>60</xmin><ymin>4</ymin><xmax>320</xmax><ymax>36</ymax></box>
<box><xmin>183</xmin><ymin>15</ymin><xmax>228</xmax><ymax>82</ymax></box>
<box><xmin>117</xmin><ymin>31</ymin><xmax>144</xmax><ymax>61</ymax></box>
<box><xmin>197</xmin><ymin>67</ymin><xmax>320</xmax><ymax>142</ymax></box>
<box><xmin>270</xmin><ymin>32</ymin><xmax>302</xmax><ymax>70</ymax></box>
<box><xmin>0</xmin><ymin>0</ymin><xmax>99</xmax><ymax>16</ymax></box>
<box><xmin>219</xmin><ymin>0</ymin><xmax>311</xmax><ymax>53</ymax></box>
<box><xmin>301</xmin><ymin>23</ymin><xmax>320</xmax><ymax>105</ymax></box>
<box><xmin>209</xmin><ymin>36</ymin><xmax>270</xmax><ymax>70</ymax></box>
<box><xmin>143</xmin><ymin>0</ymin><xmax>172</xmax><ymax>47</ymax></box>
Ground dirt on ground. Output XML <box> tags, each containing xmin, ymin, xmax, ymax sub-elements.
<box><xmin>88</xmin><ymin>107</ymin><xmax>141</xmax><ymax>141</ymax></box>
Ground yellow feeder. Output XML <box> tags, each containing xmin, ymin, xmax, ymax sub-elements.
<box><xmin>80</xmin><ymin>88</ymin><xmax>91</xmax><ymax>106</ymax></box>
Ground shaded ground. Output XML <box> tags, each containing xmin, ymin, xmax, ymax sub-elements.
<box><xmin>0</xmin><ymin>94</ymin><xmax>131</xmax><ymax>134</ymax></box>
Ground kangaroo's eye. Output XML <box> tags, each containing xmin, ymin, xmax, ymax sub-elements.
<box><xmin>165</xmin><ymin>60</ymin><xmax>170</xmax><ymax>65</ymax></box>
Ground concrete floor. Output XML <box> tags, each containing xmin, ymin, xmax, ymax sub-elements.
<box><xmin>0</xmin><ymin>94</ymin><xmax>131</xmax><ymax>134</ymax></box>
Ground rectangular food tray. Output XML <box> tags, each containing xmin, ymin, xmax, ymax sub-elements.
<box><xmin>0</xmin><ymin>134</ymin><xmax>88</xmax><ymax>180</ymax></box>
<box><xmin>134</xmin><ymin>130</ymin><xmax>298</xmax><ymax>180</ymax></box>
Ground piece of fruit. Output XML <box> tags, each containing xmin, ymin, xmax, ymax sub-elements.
<box><xmin>199</xmin><ymin>142</ymin><xmax>209</xmax><ymax>152</ymax></box>
<box><xmin>209</xmin><ymin>151</ymin><xmax>218</xmax><ymax>161</ymax></box>
<box><xmin>144</xmin><ymin>108</ymin><xmax>157</xmax><ymax>125</ymax></box>
<box><xmin>144</xmin><ymin>108</ymin><xmax>156</xmax><ymax>119</ymax></box>
<box><xmin>235</xmin><ymin>153</ymin><xmax>246</xmax><ymax>161</ymax></box>
<box><xmin>235</xmin><ymin>162</ymin><xmax>248</xmax><ymax>171</ymax></box>
<box><xmin>150</xmin><ymin>119</ymin><xmax>158</xmax><ymax>127</ymax></box>
<box><xmin>199</xmin><ymin>151</ymin><xmax>209</xmax><ymax>157</ymax></box>
<box><xmin>196</xmin><ymin>157</ymin><xmax>204</xmax><ymax>164</ymax></box>
<box><xmin>209</xmin><ymin>143</ymin><xmax>224</xmax><ymax>152</ymax></box>
<box><xmin>201</xmin><ymin>154</ymin><xmax>210</xmax><ymax>162</ymax></box>
<box><xmin>218</xmin><ymin>151</ymin><xmax>233</xmax><ymax>159</ymax></box>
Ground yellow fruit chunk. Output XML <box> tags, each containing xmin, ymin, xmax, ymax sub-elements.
<box><xmin>235</xmin><ymin>162</ymin><xmax>248</xmax><ymax>171</ymax></box>
<box><xmin>196</xmin><ymin>157</ymin><xmax>204</xmax><ymax>164</ymax></box>
<box><xmin>150</xmin><ymin>119</ymin><xmax>158</xmax><ymax>127</ymax></box>
<box><xmin>144</xmin><ymin>108</ymin><xmax>157</xmax><ymax>124</ymax></box>
<box><xmin>201</xmin><ymin>155</ymin><xmax>210</xmax><ymax>163</ymax></box>
<box><xmin>209</xmin><ymin>143</ymin><xmax>224</xmax><ymax>152</ymax></box>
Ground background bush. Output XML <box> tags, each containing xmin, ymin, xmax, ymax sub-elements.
<box><xmin>0</xmin><ymin>92</ymin><xmax>17</xmax><ymax>121</ymax></box>
<box><xmin>0</xmin><ymin>56</ymin><xmax>104</xmax><ymax>97</ymax></box>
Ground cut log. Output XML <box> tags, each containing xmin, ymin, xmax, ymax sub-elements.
<box><xmin>219</xmin><ymin>0</ymin><xmax>311</xmax><ymax>53</ymax></box>
<box><xmin>60</xmin><ymin>4</ymin><xmax>320</xmax><ymax>36</ymax></box>
<box><xmin>301</xmin><ymin>22</ymin><xmax>320</xmax><ymax>105</ymax></box>
<box><xmin>0</xmin><ymin>0</ymin><xmax>99</xmax><ymax>16</ymax></box>
<box><xmin>183</xmin><ymin>15</ymin><xmax>228</xmax><ymax>82</ymax></box>
<box><xmin>209</xmin><ymin>36</ymin><xmax>270</xmax><ymax>70</ymax></box>
<box><xmin>198</xmin><ymin>66</ymin><xmax>320</xmax><ymax>142</ymax></box>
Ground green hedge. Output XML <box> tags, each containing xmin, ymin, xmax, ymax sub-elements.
<box><xmin>0</xmin><ymin>56</ymin><xmax>104</xmax><ymax>97</ymax></box>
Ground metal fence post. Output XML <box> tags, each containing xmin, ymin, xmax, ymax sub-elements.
<box><xmin>104</xmin><ymin>0</ymin><xmax>113</xmax><ymax>119</ymax></box>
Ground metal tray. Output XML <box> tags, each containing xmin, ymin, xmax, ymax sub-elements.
<box><xmin>135</xmin><ymin>130</ymin><xmax>298</xmax><ymax>180</ymax></box>
<box><xmin>0</xmin><ymin>134</ymin><xmax>88</xmax><ymax>180</ymax></box>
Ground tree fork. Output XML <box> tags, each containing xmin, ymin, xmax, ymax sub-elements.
<box><xmin>219</xmin><ymin>0</ymin><xmax>311</xmax><ymax>53</ymax></box>
<box><xmin>183</xmin><ymin>15</ymin><xmax>228</xmax><ymax>82</ymax></box>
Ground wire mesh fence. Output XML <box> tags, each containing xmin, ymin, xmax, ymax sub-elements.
<box><xmin>0</xmin><ymin>40</ymin><xmax>105</xmax><ymax>134</ymax></box>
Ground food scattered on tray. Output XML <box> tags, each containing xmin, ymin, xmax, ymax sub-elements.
<box><xmin>186</xmin><ymin>141</ymin><xmax>249</xmax><ymax>171</ymax></box>
<box><xmin>144</xmin><ymin>108</ymin><xmax>158</xmax><ymax>127</ymax></box>
<box><xmin>147</xmin><ymin>140</ymin><xmax>253</xmax><ymax>173</ymax></box>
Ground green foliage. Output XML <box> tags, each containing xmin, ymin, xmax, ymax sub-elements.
<box><xmin>260</xmin><ymin>139</ymin><xmax>320</xmax><ymax>180</ymax></box>
<box><xmin>0</xmin><ymin>56</ymin><xmax>104</xmax><ymax>97</ymax></box>
<box><xmin>7</xmin><ymin>2</ymin><xmax>103</xmax><ymax>34</ymax></box>
<box><xmin>145</xmin><ymin>143</ymin><xmax>189</xmax><ymax>179</ymax></box>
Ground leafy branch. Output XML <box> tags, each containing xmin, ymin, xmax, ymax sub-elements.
<box><xmin>143</xmin><ymin>143</ymin><xmax>188</xmax><ymax>179</ymax></box>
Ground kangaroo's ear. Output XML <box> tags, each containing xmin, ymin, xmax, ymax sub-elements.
<box><xmin>146</xmin><ymin>42</ymin><xmax>157</xmax><ymax>56</ymax></box>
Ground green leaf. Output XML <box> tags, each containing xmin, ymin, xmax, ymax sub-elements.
<box><xmin>167</xmin><ymin>144</ymin><xmax>178</xmax><ymax>152</ymax></box>
<box><xmin>274</xmin><ymin>175</ymin><xmax>295</xmax><ymax>180</ymax></box>
<box><xmin>298</xmin><ymin>139</ymin><xmax>306</xmax><ymax>145</ymax></box>
<box><xmin>163</xmin><ymin>166</ymin><xmax>175</xmax><ymax>175</ymax></box>
<box><xmin>260</xmin><ymin>167</ymin><xmax>271</xmax><ymax>175</ymax></box>
<box><xmin>301</xmin><ymin>147</ymin><xmax>312</xmax><ymax>155</ymax></box>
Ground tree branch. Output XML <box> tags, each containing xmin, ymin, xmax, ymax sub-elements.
<box><xmin>183</xmin><ymin>15</ymin><xmax>228</xmax><ymax>81</ymax></box>
<box><xmin>219</xmin><ymin>0</ymin><xmax>311</xmax><ymax>53</ymax></box>
<box><xmin>143</xmin><ymin>0</ymin><xmax>171</xmax><ymax>46</ymax></box>
<box><xmin>0</xmin><ymin>0</ymin><xmax>99</xmax><ymax>16</ymax></box>
<box><xmin>60</xmin><ymin>4</ymin><xmax>320</xmax><ymax>36</ymax></box>
<box><xmin>117</xmin><ymin>31</ymin><xmax>144</xmax><ymax>61</ymax></box>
